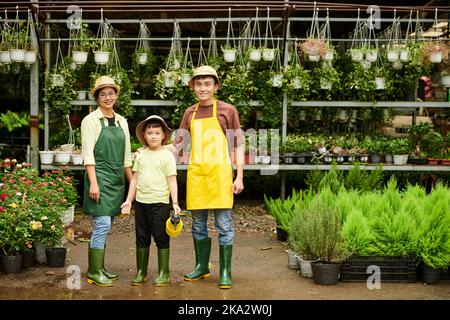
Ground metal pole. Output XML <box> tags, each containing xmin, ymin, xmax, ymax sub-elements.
<box><xmin>44</xmin><ymin>11</ymin><xmax>50</xmax><ymax>151</ymax></box>
<box><xmin>29</xmin><ymin>1</ymin><xmax>39</xmax><ymax>167</ymax></box>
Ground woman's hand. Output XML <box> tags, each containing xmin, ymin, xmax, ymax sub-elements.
<box><xmin>120</xmin><ymin>201</ymin><xmax>132</xmax><ymax>214</ymax></box>
<box><xmin>89</xmin><ymin>183</ymin><xmax>100</xmax><ymax>202</ymax></box>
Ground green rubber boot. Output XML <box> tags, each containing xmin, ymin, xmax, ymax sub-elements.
<box><xmin>218</xmin><ymin>245</ymin><xmax>233</xmax><ymax>289</ymax></box>
<box><xmin>153</xmin><ymin>248</ymin><xmax>170</xmax><ymax>286</ymax></box>
<box><xmin>87</xmin><ymin>247</ymin><xmax>114</xmax><ymax>287</ymax></box>
<box><xmin>184</xmin><ymin>237</ymin><xmax>211</xmax><ymax>281</ymax></box>
<box><xmin>102</xmin><ymin>245</ymin><xmax>118</xmax><ymax>280</ymax></box>
<box><xmin>131</xmin><ymin>247</ymin><xmax>150</xmax><ymax>286</ymax></box>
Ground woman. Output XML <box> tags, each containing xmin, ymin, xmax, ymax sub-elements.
<box><xmin>81</xmin><ymin>75</ymin><xmax>133</xmax><ymax>287</ymax></box>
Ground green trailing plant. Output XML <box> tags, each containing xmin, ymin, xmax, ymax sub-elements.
<box><xmin>264</xmin><ymin>189</ymin><xmax>303</xmax><ymax>234</ymax></box>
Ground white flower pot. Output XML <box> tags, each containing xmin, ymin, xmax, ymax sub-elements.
<box><xmin>71</xmin><ymin>153</ymin><xmax>83</xmax><ymax>165</ymax></box>
<box><xmin>350</xmin><ymin>49</ymin><xmax>363</xmax><ymax>62</ymax></box>
<box><xmin>60</xmin><ymin>144</ymin><xmax>75</xmax><ymax>152</ymax></box>
<box><xmin>441</xmin><ymin>75</ymin><xmax>450</xmax><ymax>87</ymax></box>
<box><xmin>320</xmin><ymin>78</ymin><xmax>332</xmax><ymax>90</ymax></box>
<box><xmin>393</xmin><ymin>154</ymin><xmax>408</xmax><ymax>165</ymax></box>
<box><xmin>399</xmin><ymin>49</ymin><xmax>409</xmax><ymax>62</ymax></box>
<box><xmin>287</xmin><ymin>250</ymin><xmax>299</xmax><ymax>269</ymax></box>
<box><xmin>50</xmin><ymin>74</ymin><xmax>64</xmax><ymax>87</ymax></box>
<box><xmin>365</xmin><ymin>50</ymin><xmax>378</xmax><ymax>62</ymax></box>
<box><xmin>9</xmin><ymin>49</ymin><xmax>25</xmax><ymax>62</ymax></box>
<box><xmin>271</xmin><ymin>74</ymin><xmax>283</xmax><ymax>87</ymax></box>
<box><xmin>429</xmin><ymin>51</ymin><xmax>442</xmax><ymax>63</ymax></box>
<box><xmin>61</xmin><ymin>205</ymin><xmax>75</xmax><ymax>227</ymax></box>
<box><xmin>262</xmin><ymin>48</ymin><xmax>275</xmax><ymax>61</ymax></box>
<box><xmin>375</xmin><ymin>77</ymin><xmax>386</xmax><ymax>90</ymax></box>
<box><xmin>323</xmin><ymin>50</ymin><xmax>334</xmax><ymax>61</ymax></box>
<box><xmin>0</xmin><ymin>51</ymin><xmax>11</xmax><ymax>64</ymax></box>
<box><xmin>72</xmin><ymin>51</ymin><xmax>88</xmax><ymax>65</ymax></box>
<box><xmin>94</xmin><ymin>51</ymin><xmax>110</xmax><ymax>64</ymax></box>
<box><xmin>338</xmin><ymin>109</ymin><xmax>348</xmax><ymax>121</ymax></box>
<box><xmin>137</xmin><ymin>52</ymin><xmax>147</xmax><ymax>65</ymax></box>
<box><xmin>387</xmin><ymin>50</ymin><xmax>399</xmax><ymax>62</ymax></box>
<box><xmin>260</xmin><ymin>155</ymin><xmax>271</xmax><ymax>164</ymax></box>
<box><xmin>392</xmin><ymin>60</ymin><xmax>403</xmax><ymax>70</ymax></box>
<box><xmin>54</xmin><ymin>151</ymin><xmax>72</xmax><ymax>165</ymax></box>
<box><xmin>291</xmin><ymin>77</ymin><xmax>302</xmax><ymax>89</ymax></box>
<box><xmin>180</xmin><ymin>73</ymin><xmax>191</xmax><ymax>86</ymax></box>
<box><xmin>308</xmin><ymin>54</ymin><xmax>320</xmax><ymax>62</ymax></box>
<box><xmin>299</xmin><ymin>110</ymin><xmax>306</xmax><ymax>121</ymax></box>
<box><xmin>77</xmin><ymin>90</ymin><xmax>87</xmax><ymax>100</ymax></box>
<box><xmin>223</xmin><ymin>49</ymin><xmax>236</xmax><ymax>63</ymax></box>
<box><xmin>172</xmin><ymin>59</ymin><xmax>181</xmax><ymax>70</ymax></box>
<box><xmin>23</xmin><ymin>51</ymin><xmax>37</xmax><ymax>65</ymax></box>
<box><xmin>39</xmin><ymin>151</ymin><xmax>55</xmax><ymax>164</ymax></box>
<box><xmin>249</xmin><ymin>49</ymin><xmax>261</xmax><ymax>61</ymax></box>
<box><xmin>164</xmin><ymin>73</ymin><xmax>175</xmax><ymax>88</ymax></box>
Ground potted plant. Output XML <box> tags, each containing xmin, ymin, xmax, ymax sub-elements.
<box><xmin>71</xmin><ymin>23</ymin><xmax>94</xmax><ymax>65</ymax></box>
<box><xmin>300</xmin><ymin>38</ymin><xmax>328</xmax><ymax>62</ymax></box>
<box><xmin>421</xmin><ymin>41</ymin><xmax>447</xmax><ymax>64</ymax></box>
<box><xmin>389</xmin><ymin>138</ymin><xmax>411</xmax><ymax>165</ymax></box>
<box><xmin>415</xmin><ymin>185</ymin><xmax>450</xmax><ymax>284</ymax></box>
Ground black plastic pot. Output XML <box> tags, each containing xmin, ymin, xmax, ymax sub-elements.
<box><xmin>276</xmin><ymin>227</ymin><xmax>288</xmax><ymax>241</ymax></box>
<box><xmin>311</xmin><ymin>261</ymin><xmax>341</xmax><ymax>285</ymax></box>
<box><xmin>46</xmin><ymin>248</ymin><xmax>67</xmax><ymax>268</ymax></box>
<box><xmin>22</xmin><ymin>249</ymin><xmax>36</xmax><ymax>269</ymax></box>
<box><xmin>422</xmin><ymin>267</ymin><xmax>440</xmax><ymax>284</ymax></box>
<box><xmin>0</xmin><ymin>254</ymin><xmax>23</xmax><ymax>274</ymax></box>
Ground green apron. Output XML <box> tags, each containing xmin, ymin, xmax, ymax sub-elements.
<box><xmin>83</xmin><ymin>118</ymin><xmax>125</xmax><ymax>216</ymax></box>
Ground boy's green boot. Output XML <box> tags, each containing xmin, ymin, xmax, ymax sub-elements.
<box><xmin>153</xmin><ymin>248</ymin><xmax>170</xmax><ymax>286</ymax></box>
<box><xmin>131</xmin><ymin>247</ymin><xmax>150</xmax><ymax>286</ymax></box>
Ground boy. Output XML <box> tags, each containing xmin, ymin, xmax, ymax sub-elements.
<box><xmin>121</xmin><ymin>115</ymin><xmax>181</xmax><ymax>286</ymax></box>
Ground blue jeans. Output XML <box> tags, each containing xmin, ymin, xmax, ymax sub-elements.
<box><xmin>191</xmin><ymin>209</ymin><xmax>234</xmax><ymax>246</ymax></box>
<box><xmin>90</xmin><ymin>216</ymin><xmax>114</xmax><ymax>249</ymax></box>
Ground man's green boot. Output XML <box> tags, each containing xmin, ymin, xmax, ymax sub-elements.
<box><xmin>102</xmin><ymin>245</ymin><xmax>118</xmax><ymax>280</ymax></box>
<box><xmin>153</xmin><ymin>248</ymin><xmax>170</xmax><ymax>286</ymax></box>
<box><xmin>218</xmin><ymin>245</ymin><xmax>233</xmax><ymax>289</ymax></box>
<box><xmin>184</xmin><ymin>237</ymin><xmax>211</xmax><ymax>281</ymax></box>
<box><xmin>131</xmin><ymin>247</ymin><xmax>150</xmax><ymax>286</ymax></box>
<box><xmin>87</xmin><ymin>247</ymin><xmax>114</xmax><ymax>287</ymax></box>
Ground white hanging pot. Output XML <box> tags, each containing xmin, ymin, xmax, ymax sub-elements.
<box><xmin>392</xmin><ymin>60</ymin><xmax>403</xmax><ymax>70</ymax></box>
<box><xmin>262</xmin><ymin>48</ymin><xmax>275</xmax><ymax>61</ymax></box>
<box><xmin>137</xmin><ymin>52</ymin><xmax>147</xmax><ymax>65</ymax></box>
<box><xmin>172</xmin><ymin>58</ymin><xmax>181</xmax><ymax>70</ymax></box>
<box><xmin>323</xmin><ymin>50</ymin><xmax>334</xmax><ymax>61</ymax></box>
<box><xmin>180</xmin><ymin>73</ymin><xmax>191</xmax><ymax>86</ymax></box>
<box><xmin>94</xmin><ymin>51</ymin><xmax>110</xmax><ymax>64</ymax></box>
<box><xmin>338</xmin><ymin>109</ymin><xmax>348</xmax><ymax>121</ymax></box>
<box><xmin>223</xmin><ymin>49</ymin><xmax>236</xmax><ymax>63</ymax></box>
<box><xmin>365</xmin><ymin>50</ymin><xmax>378</xmax><ymax>62</ymax></box>
<box><xmin>9</xmin><ymin>49</ymin><xmax>25</xmax><ymax>62</ymax></box>
<box><xmin>249</xmin><ymin>49</ymin><xmax>261</xmax><ymax>61</ymax></box>
<box><xmin>23</xmin><ymin>50</ymin><xmax>37</xmax><ymax>65</ymax></box>
<box><xmin>72</xmin><ymin>51</ymin><xmax>88</xmax><ymax>65</ymax></box>
<box><xmin>299</xmin><ymin>110</ymin><xmax>306</xmax><ymax>121</ymax></box>
<box><xmin>429</xmin><ymin>51</ymin><xmax>442</xmax><ymax>63</ymax></box>
<box><xmin>320</xmin><ymin>78</ymin><xmax>332</xmax><ymax>90</ymax></box>
<box><xmin>291</xmin><ymin>77</ymin><xmax>302</xmax><ymax>89</ymax></box>
<box><xmin>271</xmin><ymin>74</ymin><xmax>283</xmax><ymax>87</ymax></box>
<box><xmin>440</xmin><ymin>75</ymin><xmax>450</xmax><ymax>87</ymax></box>
<box><xmin>375</xmin><ymin>77</ymin><xmax>386</xmax><ymax>90</ymax></box>
<box><xmin>50</xmin><ymin>74</ymin><xmax>64</xmax><ymax>87</ymax></box>
<box><xmin>399</xmin><ymin>49</ymin><xmax>409</xmax><ymax>62</ymax></box>
<box><xmin>39</xmin><ymin>151</ymin><xmax>54</xmax><ymax>165</ymax></box>
<box><xmin>387</xmin><ymin>50</ymin><xmax>399</xmax><ymax>62</ymax></box>
<box><xmin>308</xmin><ymin>54</ymin><xmax>320</xmax><ymax>62</ymax></box>
<box><xmin>164</xmin><ymin>72</ymin><xmax>175</xmax><ymax>88</ymax></box>
<box><xmin>350</xmin><ymin>49</ymin><xmax>364</xmax><ymax>62</ymax></box>
<box><xmin>0</xmin><ymin>51</ymin><xmax>11</xmax><ymax>64</ymax></box>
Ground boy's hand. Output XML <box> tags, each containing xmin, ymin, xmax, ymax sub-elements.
<box><xmin>172</xmin><ymin>203</ymin><xmax>181</xmax><ymax>215</ymax></box>
<box><xmin>120</xmin><ymin>201</ymin><xmax>131</xmax><ymax>214</ymax></box>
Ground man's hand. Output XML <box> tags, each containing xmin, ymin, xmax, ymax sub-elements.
<box><xmin>89</xmin><ymin>183</ymin><xmax>100</xmax><ymax>202</ymax></box>
<box><xmin>232</xmin><ymin>177</ymin><xmax>244</xmax><ymax>194</ymax></box>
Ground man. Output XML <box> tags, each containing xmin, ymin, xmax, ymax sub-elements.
<box><xmin>168</xmin><ymin>65</ymin><xmax>244</xmax><ymax>289</ymax></box>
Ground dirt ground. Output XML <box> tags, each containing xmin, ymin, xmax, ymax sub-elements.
<box><xmin>0</xmin><ymin>203</ymin><xmax>450</xmax><ymax>301</ymax></box>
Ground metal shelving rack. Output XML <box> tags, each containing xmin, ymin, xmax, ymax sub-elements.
<box><xmin>25</xmin><ymin>1</ymin><xmax>450</xmax><ymax>197</ymax></box>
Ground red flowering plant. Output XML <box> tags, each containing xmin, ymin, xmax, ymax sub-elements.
<box><xmin>0</xmin><ymin>162</ymin><xmax>78</xmax><ymax>252</ymax></box>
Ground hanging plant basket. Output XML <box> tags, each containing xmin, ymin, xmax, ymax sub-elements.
<box><xmin>94</xmin><ymin>51</ymin><xmax>109</xmax><ymax>64</ymax></box>
<box><xmin>365</xmin><ymin>49</ymin><xmax>378</xmax><ymax>62</ymax></box>
<box><xmin>349</xmin><ymin>49</ymin><xmax>364</xmax><ymax>62</ymax></box>
<box><xmin>222</xmin><ymin>48</ymin><xmax>236</xmax><ymax>63</ymax></box>
<box><xmin>72</xmin><ymin>50</ymin><xmax>88</xmax><ymax>65</ymax></box>
<box><xmin>271</xmin><ymin>73</ymin><xmax>283</xmax><ymax>88</ymax></box>
<box><xmin>387</xmin><ymin>49</ymin><xmax>399</xmax><ymax>62</ymax></box>
<box><xmin>262</xmin><ymin>48</ymin><xmax>275</xmax><ymax>61</ymax></box>
<box><xmin>9</xmin><ymin>49</ymin><xmax>25</xmax><ymax>62</ymax></box>
<box><xmin>375</xmin><ymin>77</ymin><xmax>386</xmax><ymax>90</ymax></box>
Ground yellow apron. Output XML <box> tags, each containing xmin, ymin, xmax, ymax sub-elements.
<box><xmin>187</xmin><ymin>99</ymin><xmax>233</xmax><ymax>210</ymax></box>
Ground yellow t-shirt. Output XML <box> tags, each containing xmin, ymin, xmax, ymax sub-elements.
<box><xmin>133</xmin><ymin>148</ymin><xmax>177</xmax><ymax>204</ymax></box>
